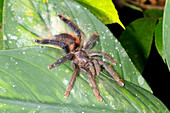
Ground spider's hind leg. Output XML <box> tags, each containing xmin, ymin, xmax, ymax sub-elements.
<box><xmin>64</xmin><ymin>64</ymin><xmax>79</xmax><ymax>98</ymax></box>
<box><xmin>97</xmin><ymin>59</ymin><xmax>124</xmax><ymax>86</ymax></box>
<box><xmin>80</xmin><ymin>67</ymin><xmax>102</xmax><ymax>102</ymax></box>
<box><xmin>92</xmin><ymin>58</ymin><xmax>101</xmax><ymax>76</ymax></box>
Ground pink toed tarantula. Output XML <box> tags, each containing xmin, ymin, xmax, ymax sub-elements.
<box><xmin>34</xmin><ymin>13</ymin><xmax>124</xmax><ymax>102</ymax></box>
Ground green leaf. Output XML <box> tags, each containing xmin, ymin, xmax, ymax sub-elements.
<box><xmin>0</xmin><ymin>30</ymin><xmax>2</xmax><ymax>50</ymax></box>
<box><xmin>0</xmin><ymin>47</ymin><xmax>168</xmax><ymax>112</ymax></box>
<box><xmin>2</xmin><ymin>0</ymin><xmax>151</xmax><ymax>91</ymax></box>
<box><xmin>155</xmin><ymin>19</ymin><xmax>166</xmax><ymax>62</ymax></box>
<box><xmin>74</xmin><ymin>0</ymin><xmax>125</xmax><ymax>29</ymax></box>
<box><xmin>120</xmin><ymin>1</ymin><xmax>143</xmax><ymax>12</ymax></box>
<box><xmin>0</xmin><ymin>0</ymin><xmax>3</xmax><ymax>50</ymax></box>
<box><xmin>1</xmin><ymin>0</ymin><xmax>169</xmax><ymax>112</ymax></box>
<box><xmin>119</xmin><ymin>9</ymin><xmax>163</xmax><ymax>73</ymax></box>
<box><xmin>0</xmin><ymin>0</ymin><xmax>3</xmax><ymax>23</ymax></box>
<box><xmin>163</xmin><ymin>0</ymin><xmax>170</xmax><ymax>71</ymax></box>
<box><xmin>144</xmin><ymin>9</ymin><xmax>163</xmax><ymax>19</ymax></box>
<box><xmin>119</xmin><ymin>18</ymin><xmax>156</xmax><ymax>73</ymax></box>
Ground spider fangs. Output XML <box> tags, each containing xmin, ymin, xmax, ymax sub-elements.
<box><xmin>34</xmin><ymin>13</ymin><xmax>124</xmax><ymax>102</ymax></box>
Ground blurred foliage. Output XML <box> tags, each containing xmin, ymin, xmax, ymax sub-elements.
<box><xmin>119</xmin><ymin>9</ymin><xmax>163</xmax><ymax>73</ymax></box>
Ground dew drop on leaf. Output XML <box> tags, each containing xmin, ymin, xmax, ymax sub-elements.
<box><xmin>138</xmin><ymin>76</ymin><xmax>144</xmax><ymax>86</ymax></box>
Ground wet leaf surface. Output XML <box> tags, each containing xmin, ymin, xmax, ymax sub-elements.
<box><xmin>0</xmin><ymin>0</ymin><xmax>169</xmax><ymax>112</ymax></box>
<box><xmin>163</xmin><ymin>0</ymin><xmax>170</xmax><ymax>71</ymax></box>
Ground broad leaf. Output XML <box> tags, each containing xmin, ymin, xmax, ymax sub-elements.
<box><xmin>74</xmin><ymin>0</ymin><xmax>125</xmax><ymax>29</ymax></box>
<box><xmin>1</xmin><ymin>0</ymin><xmax>169</xmax><ymax>112</ymax></box>
<box><xmin>155</xmin><ymin>19</ymin><xmax>166</xmax><ymax>62</ymax></box>
<box><xmin>119</xmin><ymin>9</ymin><xmax>163</xmax><ymax>73</ymax></box>
<box><xmin>0</xmin><ymin>0</ymin><xmax>3</xmax><ymax>23</ymax></box>
<box><xmin>0</xmin><ymin>0</ymin><xmax>3</xmax><ymax>50</ymax></box>
<box><xmin>163</xmin><ymin>0</ymin><xmax>170</xmax><ymax>71</ymax></box>
<box><xmin>119</xmin><ymin>18</ymin><xmax>156</xmax><ymax>73</ymax></box>
<box><xmin>0</xmin><ymin>47</ymin><xmax>168</xmax><ymax>112</ymax></box>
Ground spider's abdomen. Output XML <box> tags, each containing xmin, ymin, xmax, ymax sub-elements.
<box><xmin>73</xmin><ymin>50</ymin><xmax>90</xmax><ymax>67</ymax></box>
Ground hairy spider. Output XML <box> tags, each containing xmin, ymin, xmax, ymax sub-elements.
<box><xmin>34</xmin><ymin>13</ymin><xmax>124</xmax><ymax>102</ymax></box>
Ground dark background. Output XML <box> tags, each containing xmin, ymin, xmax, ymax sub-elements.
<box><xmin>107</xmin><ymin>2</ymin><xmax>170</xmax><ymax>109</ymax></box>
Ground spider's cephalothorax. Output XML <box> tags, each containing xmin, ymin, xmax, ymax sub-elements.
<box><xmin>34</xmin><ymin>13</ymin><xmax>124</xmax><ymax>102</ymax></box>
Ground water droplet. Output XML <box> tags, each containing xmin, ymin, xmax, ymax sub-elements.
<box><xmin>5</xmin><ymin>63</ymin><xmax>9</xmax><ymax>69</ymax></box>
<box><xmin>63</xmin><ymin>79</ymin><xmax>68</xmax><ymax>85</ymax></box>
<box><xmin>138</xmin><ymin>76</ymin><xmax>144</xmax><ymax>85</ymax></box>
<box><xmin>23</xmin><ymin>51</ymin><xmax>25</xmax><ymax>54</ymax></box>
<box><xmin>3</xmin><ymin>35</ymin><xmax>7</xmax><ymax>40</ymax></box>
<box><xmin>10</xmin><ymin>35</ymin><xmax>18</xmax><ymax>40</ymax></box>
<box><xmin>12</xmin><ymin>85</ymin><xmax>16</xmax><ymax>87</ymax></box>
<box><xmin>15</xmin><ymin>62</ymin><xmax>18</xmax><ymax>65</ymax></box>
<box><xmin>7</xmin><ymin>34</ymin><xmax>11</xmax><ymax>37</ymax></box>
<box><xmin>37</xmin><ymin>105</ymin><xmax>40</xmax><ymax>109</ymax></box>
<box><xmin>71</xmin><ymin>89</ymin><xmax>75</xmax><ymax>93</ymax></box>
<box><xmin>76</xmin><ymin>5</ymin><xmax>80</xmax><ymax>9</ymax></box>
<box><xmin>9</xmin><ymin>41</ymin><xmax>12</xmax><ymax>44</ymax></box>
<box><xmin>0</xmin><ymin>86</ymin><xmax>6</xmax><ymax>94</ymax></box>
<box><xmin>10</xmin><ymin>57</ymin><xmax>14</xmax><ymax>61</ymax></box>
<box><xmin>65</xmin><ymin>69</ymin><xmax>69</xmax><ymax>73</ymax></box>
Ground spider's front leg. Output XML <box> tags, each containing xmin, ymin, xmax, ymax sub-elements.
<box><xmin>97</xmin><ymin>59</ymin><xmax>124</xmax><ymax>86</ymax></box>
<box><xmin>80</xmin><ymin>67</ymin><xmax>102</xmax><ymax>102</ymax></box>
<box><xmin>64</xmin><ymin>64</ymin><xmax>79</xmax><ymax>98</ymax></box>
<box><xmin>57</xmin><ymin>13</ymin><xmax>85</xmax><ymax>48</ymax></box>
<box><xmin>48</xmin><ymin>53</ymin><xmax>73</xmax><ymax>69</ymax></box>
<box><xmin>83</xmin><ymin>32</ymin><xmax>99</xmax><ymax>50</ymax></box>
<box><xmin>34</xmin><ymin>39</ymin><xmax>70</xmax><ymax>53</ymax></box>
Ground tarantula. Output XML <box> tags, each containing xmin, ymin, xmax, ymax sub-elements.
<box><xmin>34</xmin><ymin>13</ymin><xmax>124</xmax><ymax>102</ymax></box>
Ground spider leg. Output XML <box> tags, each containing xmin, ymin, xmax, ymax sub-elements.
<box><xmin>57</xmin><ymin>13</ymin><xmax>85</xmax><ymax>48</ymax></box>
<box><xmin>80</xmin><ymin>67</ymin><xmax>102</xmax><ymax>102</ymax></box>
<box><xmin>97</xmin><ymin>59</ymin><xmax>124</xmax><ymax>86</ymax></box>
<box><xmin>48</xmin><ymin>53</ymin><xmax>73</xmax><ymax>69</ymax></box>
<box><xmin>34</xmin><ymin>39</ymin><xmax>70</xmax><ymax>53</ymax></box>
<box><xmin>88</xmin><ymin>62</ymin><xmax>95</xmax><ymax>80</ymax></box>
<box><xmin>92</xmin><ymin>59</ymin><xmax>101</xmax><ymax>76</ymax></box>
<box><xmin>64</xmin><ymin>64</ymin><xmax>79</xmax><ymax>98</ymax></box>
<box><xmin>83</xmin><ymin>32</ymin><xmax>99</xmax><ymax>50</ymax></box>
<box><xmin>89</xmin><ymin>52</ymin><xmax>116</xmax><ymax>66</ymax></box>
